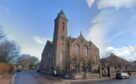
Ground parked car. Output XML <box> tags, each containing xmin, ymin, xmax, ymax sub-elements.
<box><xmin>16</xmin><ymin>69</ymin><xmax>21</xmax><ymax>72</ymax></box>
<box><xmin>64</xmin><ymin>74</ymin><xmax>70</xmax><ymax>79</ymax></box>
<box><xmin>37</xmin><ymin>69</ymin><xmax>40</xmax><ymax>72</ymax></box>
<box><xmin>116</xmin><ymin>72</ymin><xmax>129</xmax><ymax>79</ymax></box>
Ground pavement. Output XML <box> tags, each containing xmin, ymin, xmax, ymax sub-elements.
<box><xmin>0</xmin><ymin>74</ymin><xmax>12</xmax><ymax>84</ymax></box>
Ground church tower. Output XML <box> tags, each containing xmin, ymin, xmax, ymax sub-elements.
<box><xmin>53</xmin><ymin>10</ymin><xmax>68</xmax><ymax>73</ymax></box>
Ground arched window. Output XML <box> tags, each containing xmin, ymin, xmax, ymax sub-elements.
<box><xmin>94</xmin><ymin>56</ymin><xmax>97</xmax><ymax>64</ymax></box>
<box><xmin>84</xmin><ymin>46</ymin><xmax>88</xmax><ymax>60</ymax></box>
<box><xmin>61</xmin><ymin>35</ymin><xmax>64</xmax><ymax>41</ymax></box>
<box><xmin>75</xmin><ymin>44</ymin><xmax>80</xmax><ymax>56</ymax></box>
<box><xmin>60</xmin><ymin>52</ymin><xmax>63</xmax><ymax>63</ymax></box>
<box><xmin>60</xmin><ymin>51</ymin><xmax>64</xmax><ymax>69</ymax></box>
<box><xmin>62</xmin><ymin>22</ymin><xmax>65</xmax><ymax>31</ymax></box>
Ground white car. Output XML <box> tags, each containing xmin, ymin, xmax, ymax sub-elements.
<box><xmin>116</xmin><ymin>72</ymin><xmax>130</xmax><ymax>79</ymax></box>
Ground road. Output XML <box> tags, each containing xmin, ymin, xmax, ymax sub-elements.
<box><xmin>14</xmin><ymin>71</ymin><xmax>61</xmax><ymax>84</ymax></box>
<box><xmin>72</xmin><ymin>77</ymin><xmax>136</xmax><ymax>84</ymax></box>
<box><xmin>14</xmin><ymin>71</ymin><xmax>136</xmax><ymax>84</ymax></box>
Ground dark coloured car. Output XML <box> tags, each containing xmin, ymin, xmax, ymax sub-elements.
<box><xmin>16</xmin><ymin>69</ymin><xmax>21</xmax><ymax>72</ymax></box>
<box><xmin>116</xmin><ymin>72</ymin><xmax>129</xmax><ymax>79</ymax></box>
<box><xmin>37</xmin><ymin>70</ymin><xmax>40</xmax><ymax>72</ymax></box>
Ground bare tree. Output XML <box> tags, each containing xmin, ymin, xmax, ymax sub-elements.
<box><xmin>82</xmin><ymin>58</ymin><xmax>94</xmax><ymax>73</ymax></box>
<box><xmin>17</xmin><ymin>54</ymin><xmax>31</xmax><ymax>69</ymax></box>
<box><xmin>71</xmin><ymin>55</ymin><xmax>83</xmax><ymax>74</ymax></box>
<box><xmin>17</xmin><ymin>54</ymin><xmax>39</xmax><ymax>70</ymax></box>
<box><xmin>101</xmin><ymin>53</ymin><xmax>132</xmax><ymax>77</ymax></box>
<box><xmin>29</xmin><ymin>56</ymin><xmax>39</xmax><ymax>69</ymax></box>
<box><xmin>0</xmin><ymin>40</ymin><xmax>20</xmax><ymax>64</ymax></box>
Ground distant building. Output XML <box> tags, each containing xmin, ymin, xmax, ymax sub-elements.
<box><xmin>40</xmin><ymin>10</ymin><xmax>100</xmax><ymax>75</ymax></box>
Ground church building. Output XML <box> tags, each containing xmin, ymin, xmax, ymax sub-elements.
<box><xmin>40</xmin><ymin>10</ymin><xmax>100</xmax><ymax>75</ymax></box>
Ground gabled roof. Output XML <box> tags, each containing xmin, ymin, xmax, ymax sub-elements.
<box><xmin>68</xmin><ymin>33</ymin><xmax>91</xmax><ymax>47</ymax></box>
<box><xmin>77</xmin><ymin>32</ymin><xmax>85</xmax><ymax>40</ymax></box>
<box><xmin>42</xmin><ymin>40</ymin><xmax>53</xmax><ymax>55</ymax></box>
<box><xmin>68</xmin><ymin>37</ymin><xmax>76</xmax><ymax>43</ymax></box>
<box><xmin>46</xmin><ymin>40</ymin><xmax>53</xmax><ymax>45</ymax></box>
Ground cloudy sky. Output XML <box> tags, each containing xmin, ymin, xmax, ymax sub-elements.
<box><xmin>0</xmin><ymin>0</ymin><xmax>136</xmax><ymax>61</ymax></box>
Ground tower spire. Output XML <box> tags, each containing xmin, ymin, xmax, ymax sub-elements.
<box><xmin>53</xmin><ymin>10</ymin><xmax>68</xmax><ymax>71</ymax></box>
<box><xmin>80</xmin><ymin>31</ymin><xmax>82</xmax><ymax>35</ymax></box>
<box><xmin>55</xmin><ymin>10</ymin><xmax>68</xmax><ymax>22</ymax></box>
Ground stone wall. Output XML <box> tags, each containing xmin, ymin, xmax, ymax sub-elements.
<box><xmin>86</xmin><ymin>73</ymin><xmax>100</xmax><ymax>79</ymax></box>
<box><xmin>130</xmin><ymin>72</ymin><xmax>136</xmax><ymax>76</ymax></box>
<box><xmin>110</xmin><ymin>71</ymin><xmax>136</xmax><ymax>78</ymax></box>
<box><xmin>70</xmin><ymin>72</ymin><xmax>100</xmax><ymax>80</ymax></box>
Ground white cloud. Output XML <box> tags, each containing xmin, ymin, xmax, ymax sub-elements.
<box><xmin>86</xmin><ymin>0</ymin><xmax>136</xmax><ymax>59</ymax></box>
<box><xmin>106</xmin><ymin>46</ymin><xmax>136</xmax><ymax>61</ymax></box>
<box><xmin>20</xmin><ymin>36</ymin><xmax>50</xmax><ymax>60</ymax></box>
<box><xmin>33</xmin><ymin>36</ymin><xmax>47</xmax><ymax>45</ymax></box>
<box><xmin>86</xmin><ymin>10</ymin><xmax>113</xmax><ymax>57</ymax></box>
<box><xmin>86</xmin><ymin>0</ymin><xmax>136</xmax><ymax>9</ymax></box>
<box><xmin>21</xmin><ymin>45</ymin><xmax>44</xmax><ymax>60</ymax></box>
<box><xmin>87</xmin><ymin>22</ymin><xmax>107</xmax><ymax>55</ymax></box>
<box><xmin>97</xmin><ymin>0</ymin><xmax>136</xmax><ymax>9</ymax></box>
<box><xmin>86</xmin><ymin>0</ymin><xmax>95</xmax><ymax>7</ymax></box>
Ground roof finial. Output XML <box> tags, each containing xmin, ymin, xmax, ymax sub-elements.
<box><xmin>80</xmin><ymin>31</ymin><xmax>82</xmax><ymax>35</ymax></box>
<box><xmin>61</xmin><ymin>8</ymin><xmax>63</xmax><ymax>11</ymax></box>
<box><xmin>60</xmin><ymin>9</ymin><xmax>64</xmax><ymax>14</ymax></box>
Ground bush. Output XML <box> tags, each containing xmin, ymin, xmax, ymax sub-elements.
<box><xmin>0</xmin><ymin>63</ymin><xmax>14</xmax><ymax>75</ymax></box>
<box><xmin>54</xmin><ymin>66</ymin><xmax>61</xmax><ymax>75</ymax></box>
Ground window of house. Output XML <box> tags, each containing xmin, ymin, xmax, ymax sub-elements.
<box><xmin>61</xmin><ymin>35</ymin><xmax>64</xmax><ymax>41</ymax></box>
<box><xmin>62</xmin><ymin>22</ymin><xmax>65</xmax><ymax>31</ymax></box>
<box><xmin>60</xmin><ymin>51</ymin><xmax>64</xmax><ymax>69</ymax></box>
<box><xmin>94</xmin><ymin>56</ymin><xmax>97</xmax><ymax>64</ymax></box>
<box><xmin>84</xmin><ymin>46</ymin><xmax>88</xmax><ymax>57</ymax></box>
<box><xmin>75</xmin><ymin>44</ymin><xmax>80</xmax><ymax>56</ymax></box>
<box><xmin>60</xmin><ymin>52</ymin><xmax>62</xmax><ymax>62</ymax></box>
<box><xmin>84</xmin><ymin>46</ymin><xmax>88</xmax><ymax>61</ymax></box>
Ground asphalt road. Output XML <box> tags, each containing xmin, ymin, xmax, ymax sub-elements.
<box><xmin>14</xmin><ymin>71</ymin><xmax>136</xmax><ymax>84</ymax></box>
<box><xmin>72</xmin><ymin>77</ymin><xmax>136</xmax><ymax>84</ymax></box>
<box><xmin>14</xmin><ymin>71</ymin><xmax>60</xmax><ymax>84</ymax></box>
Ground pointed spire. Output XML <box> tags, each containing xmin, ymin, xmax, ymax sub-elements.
<box><xmin>60</xmin><ymin>9</ymin><xmax>64</xmax><ymax>15</ymax></box>
<box><xmin>55</xmin><ymin>10</ymin><xmax>68</xmax><ymax>22</ymax></box>
<box><xmin>80</xmin><ymin>31</ymin><xmax>83</xmax><ymax>37</ymax></box>
<box><xmin>55</xmin><ymin>10</ymin><xmax>68</xmax><ymax>23</ymax></box>
<box><xmin>78</xmin><ymin>31</ymin><xmax>85</xmax><ymax>40</ymax></box>
<box><xmin>69</xmin><ymin>34</ymin><xmax>71</xmax><ymax>38</ymax></box>
<box><xmin>57</xmin><ymin>9</ymin><xmax>66</xmax><ymax>18</ymax></box>
<box><xmin>80</xmin><ymin>31</ymin><xmax>82</xmax><ymax>35</ymax></box>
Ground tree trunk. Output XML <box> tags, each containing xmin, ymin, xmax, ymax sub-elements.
<box><xmin>76</xmin><ymin>67</ymin><xmax>79</xmax><ymax>75</ymax></box>
<box><xmin>107</xmin><ymin>66</ymin><xmax>111</xmax><ymax>77</ymax></box>
<box><xmin>99</xmin><ymin>65</ymin><xmax>102</xmax><ymax>78</ymax></box>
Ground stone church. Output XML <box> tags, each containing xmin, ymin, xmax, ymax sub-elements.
<box><xmin>40</xmin><ymin>10</ymin><xmax>100</xmax><ymax>75</ymax></box>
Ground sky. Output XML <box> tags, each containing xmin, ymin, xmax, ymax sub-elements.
<box><xmin>0</xmin><ymin>0</ymin><xmax>136</xmax><ymax>61</ymax></box>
